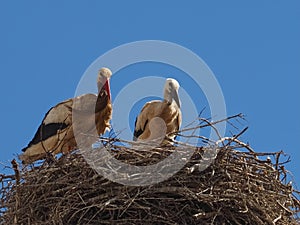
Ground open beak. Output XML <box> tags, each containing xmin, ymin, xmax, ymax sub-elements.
<box><xmin>172</xmin><ymin>89</ymin><xmax>181</xmax><ymax>108</ymax></box>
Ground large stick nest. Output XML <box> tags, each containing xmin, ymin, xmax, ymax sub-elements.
<box><xmin>1</xmin><ymin>115</ymin><xmax>300</xmax><ymax>224</ymax></box>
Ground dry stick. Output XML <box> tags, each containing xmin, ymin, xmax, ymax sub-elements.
<box><xmin>273</xmin><ymin>214</ymin><xmax>282</xmax><ymax>223</ymax></box>
<box><xmin>113</xmin><ymin>114</ymin><xmax>242</xmax><ymax>148</ymax></box>
<box><xmin>176</xmin><ymin>134</ymin><xmax>212</xmax><ymax>143</ymax></box>
<box><xmin>275</xmin><ymin>151</ymin><xmax>283</xmax><ymax>180</ymax></box>
<box><xmin>217</xmin><ymin>137</ymin><xmax>255</xmax><ymax>153</ymax></box>
<box><xmin>178</xmin><ymin>113</ymin><xmax>243</xmax><ymax>134</ymax></box>
<box><xmin>11</xmin><ymin>160</ymin><xmax>20</xmax><ymax>186</ymax></box>
<box><xmin>182</xmin><ymin>107</ymin><xmax>207</xmax><ymax>129</ymax></box>
<box><xmin>233</xmin><ymin>126</ymin><xmax>248</xmax><ymax>140</ymax></box>
<box><xmin>11</xmin><ymin>159</ymin><xmax>20</xmax><ymax>225</ymax></box>
<box><xmin>221</xmin><ymin>126</ymin><xmax>250</xmax><ymax>150</ymax></box>
<box><xmin>2</xmin><ymin>114</ymin><xmax>300</xmax><ymax>224</ymax></box>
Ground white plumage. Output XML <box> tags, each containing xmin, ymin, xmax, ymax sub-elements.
<box><xmin>20</xmin><ymin>68</ymin><xmax>113</xmax><ymax>164</ymax></box>
<box><xmin>133</xmin><ymin>78</ymin><xmax>182</xmax><ymax>145</ymax></box>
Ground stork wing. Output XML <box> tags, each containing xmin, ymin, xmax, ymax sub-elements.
<box><xmin>133</xmin><ymin>117</ymin><xmax>148</xmax><ymax>140</ymax></box>
<box><xmin>133</xmin><ymin>101</ymin><xmax>162</xmax><ymax>140</ymax></box>
<box><xmin>22</xmin><ymin>98</ymin><xmax>73</xmax><ymax>152</ymax></box>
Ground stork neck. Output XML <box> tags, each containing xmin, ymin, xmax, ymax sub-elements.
<box><xmin>164</xmin><ymin>91</ymin><xmax>172</xmax><ymax>104</ymax></box>
<box><xmin>98</xmin><ymin>80</ymin><xmax>111</xmax><ymax>100</ymax></box>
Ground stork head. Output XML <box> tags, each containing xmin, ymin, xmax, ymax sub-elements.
<box><xmin>164</xmin><ymin>78</ymin><xmax>181</xmax><ymax>108</ymax></box>
<box><xmin>97</xmin><ymin>67</ymin><xmax>112</xmax><ymax>100</ymax></box>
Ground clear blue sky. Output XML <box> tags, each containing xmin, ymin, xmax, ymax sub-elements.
<box><xmin>0</xmin><ymin>1</ymin><xmax>299</xmax><ymax>186</ymax></box>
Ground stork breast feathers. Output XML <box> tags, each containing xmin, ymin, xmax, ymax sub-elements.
<box><xmin>133</xmin><ymin>100</ymin><xmax>181</xmax><ymax>143</ymax></box>
<box><xmin>20</xmin><ymin>71</ymin><xmax>112</xmax><ymax>164</ymax></box>
<box><xmin>133</xmin><ymin>78</ymin><xmax>182</xmax><ymax>144</ymax></box>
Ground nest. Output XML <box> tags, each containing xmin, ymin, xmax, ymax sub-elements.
<box><xmin>1</xmin><ymin>115</ymin><xmax>300</xmax><ymax>224</ymax></box>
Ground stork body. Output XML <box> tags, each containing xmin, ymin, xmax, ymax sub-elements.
<box><xmin>133</xmin><ymin>78</ymin><xmax>182</xmax><ymax>145</ymax></box>
<box><xmin>20</xmin><ymin>68</ymin><xmax>112</xmax><ymax>164</ymax></box>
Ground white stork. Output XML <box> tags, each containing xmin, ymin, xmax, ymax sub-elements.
<box><xmin>133</xmin><ymin>78</ymin><xmax>182</xmax><ymax>145</ymax></box>
<box><xmin>20</xmin><ymin>68</ymin><xmax>113</xmax><ymax>164</ymax></box>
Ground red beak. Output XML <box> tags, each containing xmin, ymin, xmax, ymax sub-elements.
<box><xmin>104</xmin><ymin>79</ymin><xmax>111</xmax><ymax>100</ymax></box>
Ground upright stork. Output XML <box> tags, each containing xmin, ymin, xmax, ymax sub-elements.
<box><xmin>133</xmin><ymin>78</ymin><xmax>182</xmax><ymax>145</ymax></box>
<box><xmin>20</xmin><ymin>68</ymin><xmax>113</xmax><ymax>164</ymax></box>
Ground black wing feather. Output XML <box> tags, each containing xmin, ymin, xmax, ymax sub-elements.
<box><xmin>133</xmin><ymin>118</ymin><xmax>148</xmax><ymax>141</ymax></box>
<box><xmin>22</xmin><ymin>122</ymin><xmax>68</xmax><ymax>152</ymax></box>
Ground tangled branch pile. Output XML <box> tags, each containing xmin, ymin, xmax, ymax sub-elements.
<box><xmin>1</xmin><ymin>116</ymin><xmax>300</xmax><ymax>224</ymax></box>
